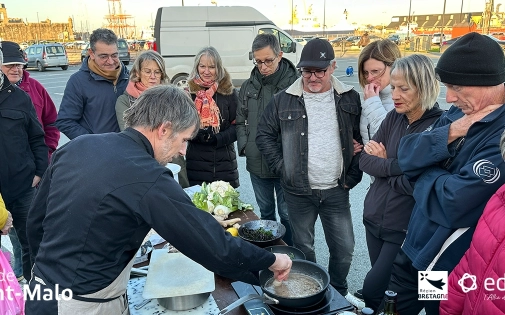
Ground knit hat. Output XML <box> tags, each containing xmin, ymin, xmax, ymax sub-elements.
<box><xmin>1</xmin><ymin>41</ymin><xmax>26</xmax><ymax>65</ymax></box>
<box><xmin>435</xmin><ymin>32</ymin><xmax>505</xmax><ymax>86</ymax></box>
<box><xmin>297</xmin><ymin>38</ymin><xmax>335</xmax><ymax>69</ymax></box>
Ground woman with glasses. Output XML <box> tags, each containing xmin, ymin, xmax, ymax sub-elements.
<box><xmin>115</xmin><ymin>50</ymin><xmax>190</xmax><ymax>187</ymax></box>
<box><xmin>358</xmin><ymin>54</ymin><xmax>443</xmax><ymax>311</ymax></box>
<box><xmin>186</xmin><ymin>46</ymin><xmax>240</xmax><ymax>188</ymax></box>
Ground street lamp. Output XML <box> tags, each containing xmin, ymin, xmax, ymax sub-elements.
<box><xmin>291</xmin><ymin>0</ymin><xmax>294</xmax><ymax>33</ymax></box>
<box><xmin>323</xmin><ymin>0</ymin><xmax>326</xmax><ymax>37</ymax></box>
<box><xmin>407</xmin><ymin>0</ymin><xmax>412</xmax><ymax>41</ymax></box>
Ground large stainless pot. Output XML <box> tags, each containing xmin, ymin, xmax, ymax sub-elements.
<box><xmin>157</xmin><ymin>292</ymin><xmax>210</xmax><ymax>311</ymax></box>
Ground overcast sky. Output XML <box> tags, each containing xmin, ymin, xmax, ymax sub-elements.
<box><xmin>6</xmin><ymin>0</ymin><xmax>488</xmax><ymax>31</ymax></box>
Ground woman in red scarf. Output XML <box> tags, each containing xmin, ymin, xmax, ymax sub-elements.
<box><xmin>186</xmin><ymin>46</ymin><xmax>240</xmax><ymax>188</ymax></box>
<box><xmin>115</xmin><ymin>50</ymin><xmax>190</xmax><ymax>187</ymax></box>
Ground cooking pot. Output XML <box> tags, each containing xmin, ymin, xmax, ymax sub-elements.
<box><xmin>218</xmin><ymin>259</ymin><xmax>330</xmax><ymax>315</ymax></box>
<box><xmin>264</xmin><ymin>245</ymin><xmax>306</xmax><ymax>260</ymax></box>
<box><xmin>157</xmin><ymin>292</ymin><xmax>210</xmax><ymax>311</ymax></box>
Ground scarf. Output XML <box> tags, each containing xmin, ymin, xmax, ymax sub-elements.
<box><xmin>193</xmin><ymin>76</ymin><xmax>221</xmax><ymax>133</ymax></box>
<box><xmin>125</xmin><ymin>81</ymin><xmax>148</xmax><ymax>99</ymax></box>
<box><xmin>87</xmin><ymin>58</ymin><xmax>121</xmax><ymax>85</ymax></box>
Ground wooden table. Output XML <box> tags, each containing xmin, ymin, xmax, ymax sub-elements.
<box><xmin>133</xmin><ymin>210</ymin><xmax>285</xmax><ymax>315</ymax></box>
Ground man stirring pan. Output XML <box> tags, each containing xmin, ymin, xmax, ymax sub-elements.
<box><xmin>26</xmin><ymin>86</ymin><xmax>292</xmax><ymax>315</ymax></box>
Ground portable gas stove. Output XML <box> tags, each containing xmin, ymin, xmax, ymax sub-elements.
<box><xmin>231</xmin><ymin>281</ymin><xmax>354</xmax><ymax>315</ymax></box>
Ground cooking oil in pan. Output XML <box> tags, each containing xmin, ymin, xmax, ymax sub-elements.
<box><xmin>264</xmin><ymin>273</ymin><xmax>322</xmax><ymax>298</ymax></box>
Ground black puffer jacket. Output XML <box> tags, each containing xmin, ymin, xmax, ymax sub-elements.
<box><xmin>187</xmin><ymin>70</ymin><xmax>239</xmax><ymax>188</ymax></box>
<box><xmin>0</xmin><ymin>75</ymin><xmax>48</xmax><ymax>204</ymax></box>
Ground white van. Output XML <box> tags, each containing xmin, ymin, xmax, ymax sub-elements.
<box><xmin>154</xmin><ymin>6</ymin><xmax>303</xmax><ymax>87</ymax></box>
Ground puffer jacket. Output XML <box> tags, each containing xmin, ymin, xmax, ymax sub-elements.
<box><xmin>359</xmin><ymin>105</ymin><xmax>443</xmax><ymax>244</ymax></box>
<box><xmin>440</xmin><ymin>184</ymin><xmax>505</xmax><ymax>315</ymax></box>
<box><xmin>359</xmin><ymin>85</ymin><xmax>394</xmax><ymax>145</ymax></box>
<box><xmin>187</xmin><ymin>70</ymin><xmax>240</xmax><ymax>188</ymax></box>
<box><xmin>236</xmin><ymin>58</ymin><xmax>299</xmax><ymax>178</ymax></box>
<box><xmin>256</xmin><ymin>76</ymin><xmax>363</xmax><ymax>195</ymax></box>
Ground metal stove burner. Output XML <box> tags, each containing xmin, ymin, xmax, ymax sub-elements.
<box><xmin>268</xmin><ymin>287</ymin><xmax>333</xmax><ymax>315</ymax></box>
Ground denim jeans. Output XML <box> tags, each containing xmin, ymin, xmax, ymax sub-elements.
<box><xmin>4</xmin><ymin>188</ymin><xmax>34</xmax><ymax>280</ymax></box>
<box><xmin>8</xmin><ymin>227</ymin><xmax>23</xmax><ymax>279</ymax></box>
<box><xmin>249</xmin><ymin>173</ymin><xmax>292</xmax><ymax>245</ymax></box>
<box><xmin>284</xmin><ymin>185</ymin><xmax>355</xmax><ymax>296</ymax></box>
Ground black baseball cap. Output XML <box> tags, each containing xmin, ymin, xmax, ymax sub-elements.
<box><xmin>1</xmin><ymin>41</ymin><xmax>26</xmax><ymax>65</ymax></box>
<box><xmin>297</xmin><ymin>38</ymin><xmax>335</xmax><ymax>69</ymax></box>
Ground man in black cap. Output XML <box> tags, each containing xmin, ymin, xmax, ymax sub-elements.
<box><xmin>382</xmin><ymin>32</ymin><xmax>505</xmax><ymax>314</ymax></box>
<box><xmin>256</xmin><ymin>38</ymin><xmax>364</xmax><ymax>308</ymax></box>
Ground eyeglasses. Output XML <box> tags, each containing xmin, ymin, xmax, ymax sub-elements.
<box><xmin>96</xmin><ymin>53</ymin><xmax>119</xmax><ymax>61</ymax></box>
<box><xmin>364</xmin><ymin>67</ymin><xmax>387</xmax><ymax>79</ymax></box>
<box><xmin>141</xmin><ymin>68</ymin><xmax>163</xmax><ymax>77</ymax></box>
<box><xmin>4</xmin><ymin>64</ymin><xmax>23</xmax><ymax>69</ymax></box>
<box><xmin>253</xmin><ymin>56</ymin><xmax>277</xmax><ymax>67</ymax></box>
<box><xmin>300</xmin><ymin>68</ymin><xmax>329</xmax><ymax>79</ymax></box>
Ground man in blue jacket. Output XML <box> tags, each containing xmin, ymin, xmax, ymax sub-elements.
<box><xmin>56</xmin><ymin>28</ymin><xmax>129</xmax><ymax>140</ymax></box>
<box><xmin>385</xmin><ymin>32</ymin><xmax>505</xmax><ymax>314</ymax></box>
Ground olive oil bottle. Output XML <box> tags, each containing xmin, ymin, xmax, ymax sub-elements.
<box><xmin>378</xmin><ymin>290</ymin><xmax>398</xmax><ymax>315</ymax></box>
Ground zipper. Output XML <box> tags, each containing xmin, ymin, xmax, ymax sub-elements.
<box><xmin>367</xmin><ymin>124</ymin><xmax>371</xmax><ymax>141</ymax></box>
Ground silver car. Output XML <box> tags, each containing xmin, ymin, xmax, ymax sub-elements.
<box><xmin>25</xmin><ymin>44</ymin><xmax>69</xmax><ymax>72</ymax></box>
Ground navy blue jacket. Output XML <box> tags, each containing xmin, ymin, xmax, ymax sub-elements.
<box><xmin>55</xmin><ymin>57</ymin><xmax>129</xmax><ymax>140</ymax></box>
<box><xmin>398</xmin><ymin>105</ymin><xmax>505</xmax><ymax>272</ymax></box>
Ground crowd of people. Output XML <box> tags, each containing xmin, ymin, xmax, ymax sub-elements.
<box><xmin>1</xmin><ymin>27</ymin><xmax>505</xmax><ymax>315</ymax></box>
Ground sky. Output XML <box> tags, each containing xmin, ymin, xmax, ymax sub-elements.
<box><xmin>4</xmin><ymin>0</ymin><xmax>489</xmax><ymax>32</ymax></box>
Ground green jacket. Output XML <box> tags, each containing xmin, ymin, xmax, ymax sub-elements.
<box><xmin>236</xmin><ymin>58</ymin><xmax>299</xmax><ymax>178</ymax></box>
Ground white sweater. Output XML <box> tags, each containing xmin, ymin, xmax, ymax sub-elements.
<box><xmin>359</xmin><ymin>85</ymin><xmax>394</xmax><ymax>144</ymax></box>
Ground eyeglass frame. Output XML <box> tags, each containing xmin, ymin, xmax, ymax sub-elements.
<box><xmin>253</xmin><ymin>56</ymin><xmax>278</xmax><ymax>67</ymax></box>
<box><xmin>3</xmin><ymin>64</ymin><xmax>24</xmax><ymax>69</ymax></box>
<box><xmin>94</xmin><ymin>52</ymin><xmax>120</xmax><ymax>61</ymax></box>
<box><xmin>363</xmin><ymin>64</ymin><xmax>388</xmax><ymax>80</ymax></box>
<box><xmin>141</xmin><ymin>68</ymin><xmax>163</xmax><ymax>78</ymax></box>
<box><xmin>300</xmin><ymin>67</ymin><xmax>330</xmax><ymax>79</ymax></box>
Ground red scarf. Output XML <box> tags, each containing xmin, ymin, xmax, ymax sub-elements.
<box><xmin>125</xmin><ymin>81</ymin><xmax>148</xmax><ymax>99</ymax></box>
<box><xmin>193</xmin><ymin>77</ymin><xmax>221</xmax><ymax>133</ymax></box>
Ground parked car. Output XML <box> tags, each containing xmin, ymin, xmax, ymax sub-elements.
<box><xmin>80</xmin><ymin>38</ymin><xmax>130</xmax><ymax>65</ymax></box>
<box><xmin>432</xmin><ymin>33</ymin><xmax>447</xmax><ymax>45</ymax></box>
<box><xmin>25</xmin><ymin>43</ymin><xmax>69</xmax><ymax>71</ymax></box>
<box><xmin>19</xmin><ymin>42</ymin><xmax>28</xmax><ymax>50</ymax></box>
<box><xmin>440</xmin><ymin>36</ymin><xmax>460</xmax><ymax>53</ymax></box>
<box><xmin>484</xmin><ymin>34</ymin><xmax>505</xmax><ymax>50</ymax></box>
<box><xmin>387</xmin><ymin>34</ymin><xmax>401</xmax><ymax>45</ymax></box>
<box><xmin>491</xmin><ymin>32</ymin><xmax>505</xmax><ymax>40</ymax></box>
<box><xmin>295</xmin><ymin>38</ymin><xmax>309</xmax><ymax>46</ymax></box>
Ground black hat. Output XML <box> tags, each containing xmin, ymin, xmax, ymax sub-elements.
<box><xmin>435</xmin><ymin>32</ymin><xmax>505</xmax><ymax>86</ymax></box>
<box><xmin>297</xmin><ymin>38</ymin><xmax>335</xmax><ymax>69</ymax></box>
<box><xmin>1</xmin><ymin>41</ymin><xmax>26</xmax><ymax>65</ymax></box>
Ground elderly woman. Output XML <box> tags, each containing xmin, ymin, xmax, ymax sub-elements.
<box><xmin>115</xmin><ymin>50</ymin><xmax>189</xmax><ymax>187</ymax></box>
<box><xmin>358</xmin><ymin>54</ymin><xmax>444</xmax><ymax>310</ymax></box>
<box><xmin>186</xmin><ymin>46</ymin><xmax>239</xmax><ymax>187</ymax></box>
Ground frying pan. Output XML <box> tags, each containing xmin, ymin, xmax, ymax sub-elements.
<box><xmin>218</xmin><ymin>260</ymin><xmax>330</xmax><ymax>314</ymax></box>
<box><xmin>264</xmin><ymin>245</ymin><xmax>306</xmax><ymax>260</ymax></box>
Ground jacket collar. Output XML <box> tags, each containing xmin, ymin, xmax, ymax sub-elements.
<box><xmin>80</xmin><ymin>57</ymin><xmax>129</xmax><ymax>82</ymax></box>
<box><xmin>286</xmin><ymin>75</ymin><xmax>354</xmax><ymax>97</ymax></box>
<box><xmin>122</xmin><ymin>127</ymin><xmax>155</xmax><ymax>158</ymax></box>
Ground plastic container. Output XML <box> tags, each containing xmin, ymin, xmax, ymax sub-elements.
<box><xmin>165</xmin><ymin>163</ymin><xmax>181</xmax><ymax>183</ymax></box>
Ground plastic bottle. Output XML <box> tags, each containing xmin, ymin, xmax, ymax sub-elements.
<box><xmin>361</xmin><ymin>307</ymin><xmax>375</xmax><ymax>315</ymax></box>
<box><xmin>346</xmin><ymin>65</ymin><xmax>354</xmax><ymax>76</ymax></box>
<box><xmin>377</xmin><ymin>290</ymin><xmax>399</xmax><ymax>315</ymax></box>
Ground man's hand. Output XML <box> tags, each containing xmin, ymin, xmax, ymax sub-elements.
<box><xmin>363</xmin><ymin>83</ymin><xmax>380</xmax><ymax>100</ymax></box>
<box><xmin>268</xmin><ymin>253</ymin><xmax>292</xmax><ymax>281</ymax></box>
<box><xmin>353</xmin><ymin>139</ymin><xmax>363</xmax><ymax>156</ymax></box>
<box><xmin>364</xmin><ymin>140</ymin><xmax>387</xmax><ymax>159</ymax></box>
<box><xmin>448</xmin><ymin>104</ymin><xmax>502</xmax><ymax>143</ymax></box>
<box><xmin>32</xmin><ymin>175</ymin><xmax>41</xmax><ymax>187</ymax></box>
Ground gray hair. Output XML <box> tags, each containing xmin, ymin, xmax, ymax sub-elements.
<box><xmin>252</xmin><ymin>33</ymin><xmax>281</xmax><ymax>56</ymax></box>
<box><xmin>188</xmin><ymin>46</ymin><xmax>226</xmax><ymax>82</ymax></box>
<box><xmin>90</xmin><ymin>28</ymin><xmax>118</xmax><ymax>52</ymax></box>
<box><xmin>390</xmin><ymin>54</ymin><xmax>440</xmax><ymax>111</ymax></box>
<box><xmin>358</xmin><ymin>39</ymin><xmax>402</xmax><ymax>88</ymax></box>
<box><xmin>124</xmin><ymin>85</ymin><xmax>200</xmax><ymax>137</ymax></box>
<box><xmin>130</xmin><ymin>50</ymin><xmax>169</xmax><ymax>84</ymax></box>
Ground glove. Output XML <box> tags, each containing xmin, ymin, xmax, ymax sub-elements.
<box><xmin>196</xmin><ymin>128</ymin><xmax>217</xmax><ymax>145</ymax></box>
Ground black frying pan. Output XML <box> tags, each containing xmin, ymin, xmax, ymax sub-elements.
<box><xmin>264</xmin><ymin>245</ymin><xmax>306</xmax><ymax>260</ymax></box>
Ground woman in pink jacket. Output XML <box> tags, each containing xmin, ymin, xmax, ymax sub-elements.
<box><xmin>440</xmin><ymin>130</ymin><xmax>505</xmax><ymax>314</ymax></box>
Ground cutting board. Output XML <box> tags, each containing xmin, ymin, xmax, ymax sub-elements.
<box><xmin>142</xmin><ymin>249</ymin><xmax>215</xmax><ymax>299</ymax></box>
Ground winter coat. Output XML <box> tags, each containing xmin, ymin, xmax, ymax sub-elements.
<box><xmin>18</xmin><ymin>69</ymin><xmax>60</xmax><ymax>156</ymax></box>
<box><xmin>187</xmin><ymin>70</ymin><xmax>240</xmax><ymax>188</ymax></box>
<box><xmin>56</xmin><ymin>57</ymin><xmax>129</xmax><ymax>140</ymax></box>
<box><xmin>256</xmin><ymin>76</ymin><xmax>363</xmax><ymax>195</ymax></box>
<box><xmin>236</xmin><ymin>58</ymin><xmax>299</xmax><ymax>178</ymax></box>
<box><xmin>359</xmin><ymin>85</ymin><xmax>394</xmax><ymax>145</ymax></box>
<box><xmin>440</xmin><ymin>184</ymin><xmax>505</xmax><ymax>315</ymax></box>
<box><xmin>0</xmin><ymin>74</ymin><xmax>48</xmax><ymax>204</ymax></box>
<box><xmin>27</xmin><ymin>128</ymin><xmax>275</xmax><ymax>296</ymax></box>
<box><xmin>398</xmin><ymin>104</ymin><xmax>505</xmax><ymax>272</ymax></box>
<box><xmin>359</xmin><ymin>105</ymin><xmax>443</xmax><ymax>244</ymax></box>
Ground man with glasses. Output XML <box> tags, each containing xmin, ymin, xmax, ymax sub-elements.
<box><xmin>1</xmin><ymin>40</ymin><xmax>60</xmax><ymax>284</ymax></box>
<box><xmin>256</xmin><ymin>38</ymin><xmax>364</xmax><ymax>309</ymax></box>
<box><xmin>56</xmin><ymin>28</ymin><xmax>129</xmax><ymax>140</ymax></box>
<box><xmin>237</xmin><ymin>33</ymin><xmax>299</xmax><ymax>246</ymax></box>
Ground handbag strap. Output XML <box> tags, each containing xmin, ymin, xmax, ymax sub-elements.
<box><xmin>426</xmin><ymin>227</ymin><xmax>470</xmax><ymax>271</ymax></box>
